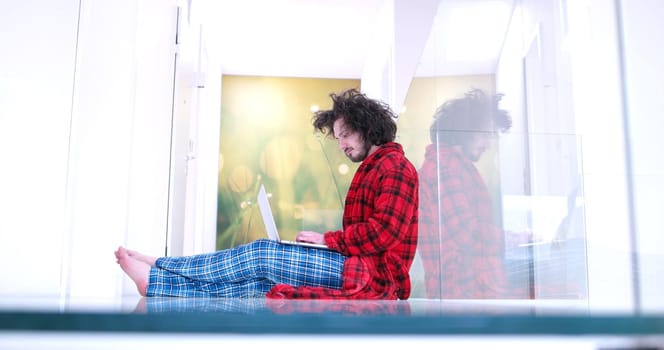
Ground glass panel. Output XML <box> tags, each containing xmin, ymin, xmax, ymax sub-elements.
<box><xmin>401</xmin><ymin>0</ymin><xmax>590</xmax><ymax>302</ymax></box>
<box><xmin>402</xmin><ymin>125</ymin><xmax>587</xmax><ymax>301</ymax></box>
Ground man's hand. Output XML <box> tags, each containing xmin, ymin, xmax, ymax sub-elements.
<box><xmin>296</xmin><ymin>230</ymin><xmax>325</xmax><ymax>245</ymax></box>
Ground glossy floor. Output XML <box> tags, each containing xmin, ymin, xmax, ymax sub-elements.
<box><xmin>0</xmin><ymin>295</ymin><xmax>593</xmax><ymax>315</ymax></box>
<box><xmin>1</xmin><ymin>297</ymin><xmax>663</xmax><ymax>350</ymax></box>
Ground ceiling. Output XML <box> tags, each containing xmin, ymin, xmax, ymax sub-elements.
<box><xmin>196</xmin><ymin>0</ymin><xmax>514</xmax><ymax>79</ymax></box>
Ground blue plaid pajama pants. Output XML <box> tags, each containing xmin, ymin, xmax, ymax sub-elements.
<box><xmin>146</xmin><ymin>238</ymin><xmax>346</xmax><ymax>297</ymax></box>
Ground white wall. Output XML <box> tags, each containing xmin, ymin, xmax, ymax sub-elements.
<box><xmin>68</xmin><ymin>0</ymin><xmax>183</xmax><ymax>299</ymax></box>
<box><xmin>181</xmin><ymin>2</ymin><xmax>222</xmax><ymax>256</ymax></box>
<box><xmin>496</xmin><ymin>0</ymin><xmax>664</xmax><ymax>312</ymax></box>
<box><xmin>562</xmin><ymin>0</ymin><xmax>664</xmax><ymax>314</ymax></box>
<box><xmin>165</xmin><ymin>2</ymin><xmax>197</xmax><ymax>258</ymax></box>
<box><xmin>619</xmin><ymin>0</ymin><xmax>664</xmax><ymax>311</ymax></box>
<box><xmin>0</xmin><ymin>0</ymin><xmax>80</xmax><ymax>297</ymax></box>
<box><xmin>361</xmin><ymin>0</ymin><xmax>394</xmax><ymax>106</ymax></box>
<box><xmin>0</xmin><ymin>0</ymin><xmax>183</xmax><ymax>302</ymax></box>
<box><xmin>360</xmin><ymin>0</ymin><xmax>439</xmax><ymax>113</ymax></box>
<box><xmin>496</xmin><ymin>5</ymin><xmax>527</xmax><ymax>197</ymax></box>
<box><xmin>124</xmin><ymin>0</ymin><xmax>180</xmax><ymax>262</ymax></box>
<box><xmin>566</xmin><ymin>0</ymin><xmax>634</xmax><ymax>312</ymax></box>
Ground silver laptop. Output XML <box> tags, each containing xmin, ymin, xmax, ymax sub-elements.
<box><xmin>257</xmin><ymin>184</ymin><xmax>330</xmax><ymax>250</ymax></box>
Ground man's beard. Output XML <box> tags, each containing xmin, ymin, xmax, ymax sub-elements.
<box><xmin>462</xmin><ymin>145</ymin><xmax>483</xmax><ymax>162</ymax></box>
<box><xmin>347</xmin><ymin>142</ymin><xmax>371</xmax><ymax>162</ymax></box>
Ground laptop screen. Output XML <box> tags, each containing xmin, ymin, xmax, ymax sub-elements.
<box><xmin>257</xmin><ymin>184</ymin><xmax>281</xmax><ymax>242</ymax></box>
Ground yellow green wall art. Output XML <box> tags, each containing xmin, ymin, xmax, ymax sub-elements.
<box><xmin>216</xmin><ymin>76</ymin><xmax>360</xmax><ymax>250</ymax></box>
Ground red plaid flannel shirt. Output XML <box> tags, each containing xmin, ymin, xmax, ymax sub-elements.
<box><xmin>266</xmin><ymin>142</ymin><xmax>419</xmax><ymax>300</ymax></box>
<box><xmin>418</xmin><ymin>143</ymin><xmax>514</xmax><ymax>299</ymax></box>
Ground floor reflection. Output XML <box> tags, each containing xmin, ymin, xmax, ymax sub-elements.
<box><xmin>131</xmin><ymin>297</ymin><xmax>590</xmax><ymax>317</ymax></box>
<box><xmin>138</xmin><ymin>297</ymin><xmax>413</xmax><ymax>316</ymax></box>
<box><xmin>0</xmin><ymin>295</ymin><xmax>591</xmax><ymax>317</ymax></box>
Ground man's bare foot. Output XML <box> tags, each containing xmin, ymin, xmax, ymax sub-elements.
<box><xmin>115</xmin><ymin>247</ymin><xmax>150</xmax><ymax>296</ymax></box>
<box><xmin>126</xmin><ymin>249</ymin><xmax>158</xmax><ymax>267</ymax></box>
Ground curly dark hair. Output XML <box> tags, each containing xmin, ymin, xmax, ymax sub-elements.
<box><xmin>312</xmin><ymin>89</ymin><xmax>397</xmax><ymax>145</ymax></box>
<box><xmin>429</xmin><ymin>88</ymin><xmax>512</xmax><ymax>144</ymax></box>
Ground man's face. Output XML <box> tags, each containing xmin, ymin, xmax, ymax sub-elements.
<box><xmin>461</xmin><ymin>131</ymin><xmax>494</xmax><ymax>162</ymax></box>
<box><xmin>333</xmin><ymin>118</ymin><xmax>371</xmax><ymax>162</ymax></box>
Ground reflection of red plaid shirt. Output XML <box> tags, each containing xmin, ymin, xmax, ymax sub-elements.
<box><xmin>418</xmin><ymin>143</ymin><xmax>514</xmax><ymax>299</ymax></box>
<box><xmin>267</xmin><ymin>142</ymin><xmax>419</xmax><ymax>300</ymax></box>
<box><xmin>266</xmin><ymin>299</ymin><xmax>412</xmax><ymax>315</ymax></box>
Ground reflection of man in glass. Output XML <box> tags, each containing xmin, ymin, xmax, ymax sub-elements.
<box><xmin>418</xmin><ymin>88</ymin><xmax>515</xmax><ymax>299</ymax></box>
